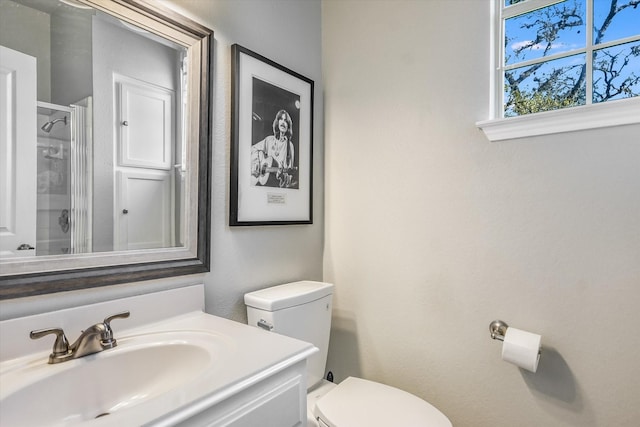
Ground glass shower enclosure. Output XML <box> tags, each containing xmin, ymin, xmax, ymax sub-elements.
<box><xmin>36</xmin><ymin>98</ymin><xmax>92</xmax><ymax>255</ymax></box>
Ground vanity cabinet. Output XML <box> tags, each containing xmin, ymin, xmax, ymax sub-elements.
<box><xmin>178</xmin><ymin>362</ymin><xmax>308</xmax><ymax>427</ymax></box>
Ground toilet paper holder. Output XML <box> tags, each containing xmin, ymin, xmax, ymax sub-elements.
<box><xmin>489</xmin><ymin>320</ymin><xmax>509</xmax><ymax>341</ymax></box>
<box><xmin>490</xmin><ymin>320</ymin><xmax>542</xmax><ymax>372</ymax></box>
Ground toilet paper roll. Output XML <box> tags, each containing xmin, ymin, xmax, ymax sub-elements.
<box><xmin>501</xmin><ymin>327</ymin><xmax>541</xmax><ymax>373</ymax></box>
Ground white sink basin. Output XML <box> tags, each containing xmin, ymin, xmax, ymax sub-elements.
<box><xmin>0</xmin><ymin>330</ymin><xmax>229</xmax><ymax>426</ymax></box>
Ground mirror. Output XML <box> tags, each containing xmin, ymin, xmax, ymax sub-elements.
<box><xmin>0</xmin><ymin>0</ymin><xmax>212</xmax><ymax>299</ymax></box>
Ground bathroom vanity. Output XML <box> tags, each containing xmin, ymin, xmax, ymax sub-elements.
<box><xmin>0</xmin><ymin>285</ymin><xmax>318</xmax><ymax>426</ymax></box>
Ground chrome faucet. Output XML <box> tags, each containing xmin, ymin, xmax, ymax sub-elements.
<box><xmin>30</xmin><ymin>311</ymin><xmax>130</xmax><ymax>364</ymax></box>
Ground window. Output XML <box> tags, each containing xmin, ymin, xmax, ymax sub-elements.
<box><xmin>502</xmin><ymin>0</ymin><xmax>640</xmax><ymax>117</ymax></box>
<box><xmin>477</xmin><ymin>0</ymin><xmax>640</xmax><ymax>141</ymax></box>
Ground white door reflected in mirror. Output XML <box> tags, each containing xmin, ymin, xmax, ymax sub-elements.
<box><xmin>0</xmin><ymin>46</ymin><xmax>37</xmax><ymax>258</ymax></box>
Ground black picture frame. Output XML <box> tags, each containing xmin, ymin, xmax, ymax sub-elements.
<box><xmin>230</xmin><ymin>44</ymin><xmax>313</xmax><ymax>226</ymax></box>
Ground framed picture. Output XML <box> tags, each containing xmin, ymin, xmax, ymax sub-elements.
<box><xmin>230</xmin><ymin>44</ymin><xmax>314</xmax><ymax>226</ymax></box>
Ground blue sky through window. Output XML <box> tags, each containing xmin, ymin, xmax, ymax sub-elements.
<box><xmin>593</xmin><ymin>0</ymin><xmax>640</xmax><ymax>43</ymax></box>
<box><xmin>593</xmin><ymin>40</ymin><xmax>640</xmax><ymax>102</ymax></box>
<box><xmin>505</xmin><ymin>0</ymin><xmax>640</xmax><ymax>66</ymax></box>
<box><xmin>505</xmin><ymin>1</ymin><xmax>585</xmax><ymax>66</ymax></box>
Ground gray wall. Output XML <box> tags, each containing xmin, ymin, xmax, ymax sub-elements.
<box><xmin>322</xmin><ymin>1</ymin><xmax>640</xmax><ymax>426</ymax></box>
<box><xmin>50</xmin><ymin>6</ymin><xmax>92</xmax><ymax>107</ymax></box>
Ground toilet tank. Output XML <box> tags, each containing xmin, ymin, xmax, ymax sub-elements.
<box><xmin>244</xmin><ymin>281</ymin><xmax>334</xmax><ymax>389</ymax></box>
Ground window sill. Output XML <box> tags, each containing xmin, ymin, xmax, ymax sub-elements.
<box><xmin>476</xmin><ymin>97</ymin><xmax>640</xmax><ymax>142</ymax></box>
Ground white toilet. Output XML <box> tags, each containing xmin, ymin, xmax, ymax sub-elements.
<box><xmin>244</xmin><ymin>281</ymin><xmax>452</xmax><ymax>427</ymax></box>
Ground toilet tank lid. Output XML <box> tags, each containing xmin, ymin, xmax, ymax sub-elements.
<box><xmin>244</xmin><ymin>281</ymin><xmax>334</xmax><ymax>311</ymax></box>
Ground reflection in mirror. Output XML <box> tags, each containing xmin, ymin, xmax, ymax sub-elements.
<box><xmin>1</xmin><ymin>0</ymin><xmax>187</xmax><ymax>256</ymax></box>
<box><xmin>0</xmin><ymin>0</ymin><xmax>212</xmax><ymax>299</ymax></box>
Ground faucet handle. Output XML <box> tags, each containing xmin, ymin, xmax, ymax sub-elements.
<box><xmin>30</xmin><ymin>328</ymin><xmax>71</xmax><ymax>362</ymax></box>
<box><xmin>104</xmin><ymin>311</ymin><xmax>130</xmax><ymax>325</ymax></box>
<box><xmin>101</xmin><ymin>311</ymin><xmax>130</xmax><ymax>347</ymax></box>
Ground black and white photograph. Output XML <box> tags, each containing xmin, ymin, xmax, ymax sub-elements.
<box><xmin>230</xmin><ymin>44</ymin><xmax>313</xmax><ymax>226</ymax></box>
<box><xmin>250</xmin><ymin>78</ymin><xmax>300</xmax><ymax>190</ymax></box>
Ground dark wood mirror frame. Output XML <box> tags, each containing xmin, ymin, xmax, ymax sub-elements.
<box><xmin>0</xmin><ymin>0</ymin><xmax>212</xmax><ymax>300</ymax></box>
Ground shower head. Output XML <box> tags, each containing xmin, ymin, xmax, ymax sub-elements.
<box><xmin>41</xmin><ymin>116</ymin><xmax>67</xmax><ymax>133</ymax></box>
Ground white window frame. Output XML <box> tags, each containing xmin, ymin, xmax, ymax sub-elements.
<box><xmin>477</xmin><ymin>0</ymin><xmax>640</xmax><ymax>141</ymax></box>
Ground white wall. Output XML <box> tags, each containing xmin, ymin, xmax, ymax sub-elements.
<box><xmin>322</xmin><ymin>1</ymin><xmax>640</xmax><ymax>427</ymax></box>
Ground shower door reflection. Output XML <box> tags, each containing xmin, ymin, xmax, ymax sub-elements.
<box><xmin>36</xmin><ymin>100</ymin><xmax>92</xmax><ymax>255</ymax></box>
<box><xmin>37</xmin><ymin>103</ymin><xmax>71</xmax><ymax>255</ymax></box>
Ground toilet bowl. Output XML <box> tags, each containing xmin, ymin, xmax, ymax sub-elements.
<box><xmin>308</xmin><ymin>377</ymin><xmax>451</xmax><ymax>427</ymax></box>
<box><xmin>306</xmin><ymin>379</ymin><xmax>337</xmax><ymax>426</ymax></box>
<box><xmin>245</xmin><ymin>281</ymin><xmax>452</xmax><ymax>427</ymax></box>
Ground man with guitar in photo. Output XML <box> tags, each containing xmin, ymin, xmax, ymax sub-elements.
<box><xmin>250</xmin><ymin>109</ymin><xmax>298</xmax><ymax>188</ymax></box>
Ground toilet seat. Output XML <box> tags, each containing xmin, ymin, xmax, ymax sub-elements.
<box><xmin>313</xmin><ymin>377</ymin><xmax>452</xmax><ymax>427</ymax></box>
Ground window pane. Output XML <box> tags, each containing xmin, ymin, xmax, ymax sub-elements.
<box><xmin>504</xmin><ymin>54</ymin><xmax>586</xmax><ymax>117</ymax></box>
<box><xmin>505</xmin><ymin>0</ymin><xmax>585</xmax><ymax>66</ymax></box>
<box><xmin>593</xmin><ymin>0</ymin><xmax>640</xmax><ymax>45</ymax></box>
<box><xmin>593</xmin><ymin>41</ymin><xmax>640</xmax><ymax>103</ymax></box>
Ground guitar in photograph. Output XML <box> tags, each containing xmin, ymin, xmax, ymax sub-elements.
<box><xmin>251</xmin><ymin>151</ymin><xmax>298</xmax><ymax>187</ymax></box>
